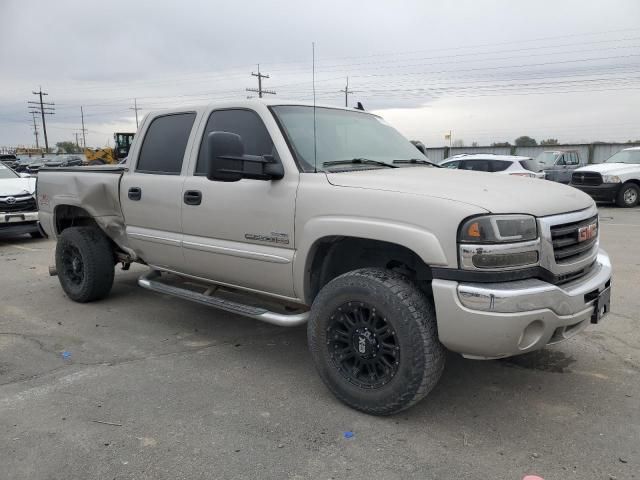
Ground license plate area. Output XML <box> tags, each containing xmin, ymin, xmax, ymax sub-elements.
<box><xmin>590</xmin><ymin>286</ymin><xmax>611</xmax><ymax>324</ymax></box>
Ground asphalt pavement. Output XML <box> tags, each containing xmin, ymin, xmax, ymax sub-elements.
<box><xmin>0</xmin><ymin>206</ymin><xmax>638</xmax><ymax>480</ymax></box>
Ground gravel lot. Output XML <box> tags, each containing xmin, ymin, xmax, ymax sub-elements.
<box><xmin>1</xmin><ymin>206</ymin><xmax>638</xmax><ymax>480</ymax></box>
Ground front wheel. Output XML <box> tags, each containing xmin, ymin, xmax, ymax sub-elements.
<box><xmin>307</xmin><ymin>268</ymin><xmax>445</xmax><ymax>415</ymax></box>
<box><xmin>55</xmin><ymin>226</ymin><xmax>115</xmax><ymax>302</ymax></box>
<box><xmin>616</xmin><ymin>182</ymin><xmax>639</xmax><ymax>208</ymax></box>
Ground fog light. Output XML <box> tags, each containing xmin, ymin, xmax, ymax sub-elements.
<box><xmin>472</xmin><ymin>251</ymin><xmax>538</xmax><ymax>269</ymax></box>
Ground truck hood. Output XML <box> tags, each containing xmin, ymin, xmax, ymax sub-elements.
<box><xmin>0</xmin><ymin>177</ymin><xmax>36</xmax><ymax>196</ymax></box>
<box><xmin>575</xmin><ymin>163</ymin><xmax>638</xmax><ymax>175</ymax></box>
<box><xmin>326</xmin><ymin>167</ymin><xmax>593</xmax><ymax>217</ymax></box>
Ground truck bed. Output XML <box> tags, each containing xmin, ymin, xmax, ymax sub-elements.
<box><xmin>37</xmin><ymin>165</ymin><xmax>134</xmax><ymax>256</ymax></box>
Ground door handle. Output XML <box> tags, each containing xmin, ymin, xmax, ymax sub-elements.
<box><xmin>183</xmin><ymin>190</ymin><xmax>202</xmax><ymax>206</ymax></box>
<box><xmin>128</xmin><ymin>187</ymin><xmax>142</xmax><ymax>201</ymax></box>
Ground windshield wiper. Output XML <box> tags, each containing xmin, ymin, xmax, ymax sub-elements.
<box><xmin>322</xmin><ymin>158</ymin><xmax>398</xmax><ymax>168</ymax></box>
<box><xmin>392</xmin><ymin>158</ymin><xmax>441</xmax><ymax>168</ymax></box>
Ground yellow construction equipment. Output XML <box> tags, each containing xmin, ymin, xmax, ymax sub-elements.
<box><xmin>84</xmin><ymin>132</ymin><xmax>135</xmax><ymax>165</ymax></box>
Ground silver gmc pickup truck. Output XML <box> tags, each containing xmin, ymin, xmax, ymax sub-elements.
<box><xmin>37</xmin><ymin>100</ymin><xmax>612</xmax><ymax>415</ymax></box>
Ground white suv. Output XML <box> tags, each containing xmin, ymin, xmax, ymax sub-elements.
<box><xmin>571</xmin><ymin>147</ymin><xmax>640</xmax><ymax>207</ymax></box>
<box><xmin>440</xmin><ymin>154</ymin><xmax>545</xmax><ymax>178</ymax></box>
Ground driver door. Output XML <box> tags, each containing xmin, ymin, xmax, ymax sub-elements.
<box><xmin>180</xmin><ymin>108</ymin><xmax>298</xmax><ymax>298</ymax></box>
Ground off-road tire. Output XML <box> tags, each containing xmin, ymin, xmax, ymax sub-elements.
<box><xmin>55</xmin><ymin>226</ymin><xmax>115</xmax><ymax>302</ymax></box>
<box><xmin>307</xmin><ymin>268</ymin><xmax>445</xmax><ymax>415</ymax></box>
<box><xmin>616</xmin><ymin>182</ymin><xmax>639</xmax><ymax>208</ymax></box>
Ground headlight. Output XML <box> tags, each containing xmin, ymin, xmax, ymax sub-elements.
<box><xmin>459</xmin><ymin>215</ymin><xmax>540</xmax><ymax>270</ymax></box>
<box><xmin>459</xmin><ymin>215</ymin><xmax>537</xmax><ymax>243</ymax></box>
<box><xmin>602</xmin><ymin>175</ymin><xmax>621</xmax><ymax>183</ymax></box>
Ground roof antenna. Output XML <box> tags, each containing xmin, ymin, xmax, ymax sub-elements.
<box><xmin>356</xmin><ymin>102</ymin><xmax>365</xmax><ymax>111</ymax></box>
<box><xmin>312</xmin><ymin>41</ymin><xmax>317</xmax><ymax>172</ymax></box>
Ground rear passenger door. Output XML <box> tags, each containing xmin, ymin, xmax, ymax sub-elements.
<box><xmin>180</xmin><ymin>108</ymin><xmax>298</xmax><ymax>298</ymax></box>
<box><xmin>120</xmin><ymin>112</ymin><xmax>198</xmax><ymax>269</ymax></box>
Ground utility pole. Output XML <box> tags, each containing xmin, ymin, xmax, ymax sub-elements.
<box><xmin>28</xmin><ymin>88</ymin><xmax>54</xmax><ymax>153</ymax></box>
<box><xmin>80</xmin><ymin>106</ymin><xmax>87</xmax><ymax>148</ymax></box>
<box><xmin>339</xmin><ymin>77</ymin><xmax>354</xmax><ymax>107</ymax></box>
<box><xmin>74</xmin><ymin>132</ymin><xmax>80</xmax><ymax>149</ymax></box>
<box><xmin>130</xmin><ymin>98</ymin><xmax>140</xmax><ymax>129</ymax></box>
<box><xmin>246</xmin><ymin>64</ymin><xmax>276</xmax><ymax>98</ymax></box>
<box><xmin>30</xmin><ymin>112</ymin><xmax>40</xmax><ymax>149</ymax></box>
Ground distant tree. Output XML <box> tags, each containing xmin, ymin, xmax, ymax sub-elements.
<box><xmin>452</xmin><ymin>139</ymin><xmax>465</xmax><ymax>147</ymax></box>
<box><xmin>491</xmin><ymin>141</ymin><xmax>511</xmax><ymax>147</ymax></box>
<box><xmin>540</xmin><ymin>138</ymin><xmax>559</xmax><ymax>146</ymax></box>
<box><xmin>471</xmin><ymin>141</ymin><xmax>479</xmax><ymax>147</ymax></box>
<box><xmin>627</xmin><ymin>139</ymin><xmax>640</xmax><ymax>143</ymax></box>
<box><xmin>56</xmin><ymin>141</ymin><xmax>81</xmax><ymax>154</ymax></box>
<box><xmin>515</xmin><ymin>136</ymin><xmax>537</xmax><ymax>147</ymax></box>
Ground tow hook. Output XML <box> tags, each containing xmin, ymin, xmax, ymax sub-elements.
<box><xmin>48</xmin><ymin>265</ymin><xmax>58</xmax><ymax>276</ymax></box>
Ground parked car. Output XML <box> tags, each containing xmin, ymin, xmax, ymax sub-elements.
<box><xmin>27</xmin><ymin>155</ymin><xmax>83</xmax><ymax>174</ymax></box>
<box><xmin>0</xmin><ymin>162</ymin><xmax>41</xmax><ymax>237</ymax></box>
<box><xmin>440</xmin><ymin>154</ymin><xmax>545</xmax><ymax>178</ymax></box>
<box><xmin>570</xmin><ymin>146</ymin><xmax>640</xmax><ymax>207</ymax></box>
<box><xmin>0</xmin><ymin>154</ymin><xmax>19</xmax><ymax>170</ymax></box>
<box><xmin>37</xmin><ymin>100</ymin><xmax>611</xmax><ymax>415</ymax></box>
<box><xmin>535</xmin><ymin>150</ymin><xmax>585</xmax><ymax>183</ymax></box>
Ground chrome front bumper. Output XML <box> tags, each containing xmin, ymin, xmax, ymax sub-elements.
<box><xmin>432</xmin><ymin>250</ymin><xmax>612</xmax><ymax>359</ymax></box>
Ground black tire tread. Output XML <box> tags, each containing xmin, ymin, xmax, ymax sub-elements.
<box><xmin>308</xmin><ymin>268</ymin><xmax>445</xmax><ymax>415</ymax></box>
<box><xmin>55</xmin><ymin>226</ymin><xmax>115</xmax><ymax>302</ymax></box>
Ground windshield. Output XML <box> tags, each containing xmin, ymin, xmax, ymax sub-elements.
<box><xmin>605</xmin><ymin>149</ymin><xmax>640</xmax><ymax>164</ymax></box>
<box><xmin>535</xmin><ymin>152</ymin><xmax>559</xmax><ymax>167</ymax></box>
<box><xmin>0</xmin><ymin>164</ymin><xmax>18</xmax><ymax>179</ymax></box>
<box><xmin>271</xmin><ymin>105</ymin><xmax>431</xmax><ymax>172</ymax></box>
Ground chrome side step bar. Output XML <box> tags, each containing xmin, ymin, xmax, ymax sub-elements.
<box><xmin>138</xmin><ymin>270</ymin><xmax>309</xmax><ymax>327</ymax></box>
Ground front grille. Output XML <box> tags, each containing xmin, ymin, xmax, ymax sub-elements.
<box><xmin>0</xmin><ymin>195</ymin><xmax>37</xmax><ymax>213</ymax></box>
<box><xmin>571</xmin><ymin>171</ymin><xmax>602</xmax><ymax>186</ymax></box>
<box><xmin>550</xmin><ymin>215</ymin><xmax>598</xmax><ymax>263</ymax></box>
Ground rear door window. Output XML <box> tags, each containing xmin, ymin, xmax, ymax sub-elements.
<box><xmin>442</xmin><ymin>160</ymin><xmax>460</xmax><ymax>169</ymax></box>
<box><xmin>489</xmin><ymin>160</ymin><xmax>511</xmax><ymax>172</ymax></box>
<box><xmin>461</xmin><ymin>160</ymin><xmax>490</xmax><ymax>171</ymax></box>
<box><xmin>136</xmin><ymin>113</ymin><xmax>196</xmax><ymax>174</ymax></box>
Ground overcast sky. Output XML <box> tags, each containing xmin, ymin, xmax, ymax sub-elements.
<box><xmin>1</xmin><ymin>0</ymin><xmax>639</xmax><ymax>149</ymax></box>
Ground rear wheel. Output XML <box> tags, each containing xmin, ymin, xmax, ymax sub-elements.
<box><xmin>307</xmin><ymin>268</ymin><xmax>445</xmax><ymax>415</ymax></box>
<box><xmin>616</xmin><ymin>182</ymin><xmax>639</xmax><ymax>208</ymax></box>
<box><xmin>55</xmin><ymin>226</ymin><xmax>115</xmax><ymax>302</ymax></box>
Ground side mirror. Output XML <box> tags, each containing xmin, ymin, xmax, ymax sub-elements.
<box><xmin>206</xmin><ymin>131</ymin><xmax>284</xmax><ymax>182</ymax></box>
<box><xmin>207</xmin><ymin>131</ymin><xmax>245</xmax><ymax>182</ymax></box>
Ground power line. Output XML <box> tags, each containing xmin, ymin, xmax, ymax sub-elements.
<box><xmin>246</xmin><ymin>64</ymin><xmax>276</xmax><ymax>98</ymax></box>
<box><xmin>339</xmin><ymin>77</ymin><xmax>354</xmax><ymax>107</ymax></box>
<box><xmin>130</xmin><ymin>98</ymin><xmax>141</xmax><ymax>128</ymax></box>
<box><xmin>80</xmin><ymin>106</ymin><xmax>87</xmax><ymax>148</ymax></box>
<box><xmin>28</xmin><ymin>87</ymin><xmax>54</xmax><ymax>152</ymax></box>
<box><xmin>30</xmin><ymin>112</ymin><xmax>39</xmax><ymax>149</ymax></box>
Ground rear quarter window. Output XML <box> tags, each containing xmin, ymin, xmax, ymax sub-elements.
<box><xmin>519</xmin><ymin>159</ymin><xmax>540</xmax><ymax>172</ymax></box>
<box><xmin>136</xmin><ymin>113</ymin><xmax>196</xmax><ymax>174</ymax></box>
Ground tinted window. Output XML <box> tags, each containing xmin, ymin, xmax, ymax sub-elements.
<box><xmin>195</xmin><ymin>109</ymin><xmax>276</xmax><ymax>175</ymax></box>
<box><xmin>443</xmin><ymin>160</ymin><xmax>460</xmax><ymax>169</ymax></box>
<box><xmin>461</xmin><ymin>160</ymin><xmax>490</xmax><ymax>171</ymax></box>
<box><xmin>490</xmin><ymin>160</ymin><xmax>511</xmax><ymax>172</ymax></box>
<box><xmin>136</xmin><ymin>113</ymin><xmax>195</xmax><ymax>174</ymax></box>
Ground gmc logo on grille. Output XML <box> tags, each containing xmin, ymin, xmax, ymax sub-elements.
<box><xmin>578</xmin><ymin>222</ymin><xmax>598</xmax><ymax>242</ymax></box>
